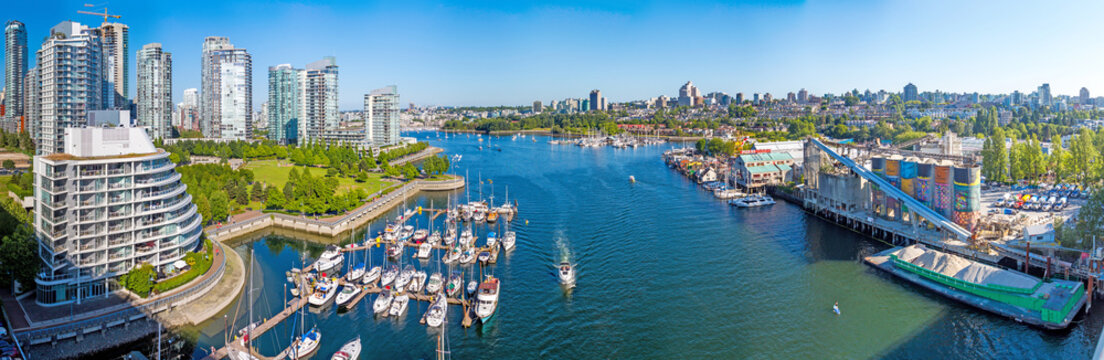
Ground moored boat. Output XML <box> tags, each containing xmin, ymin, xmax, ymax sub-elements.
<box><xmin>474</xmin><ymin>276</ymin><xmax>500</xmax><ymax>324</ymax></box>
<box><xmin>291</xmin><ymin>328</ymin><xmax>321</xmax><ymax>360</ymax></box>
<box><xmin>335</xmin><ymin>284</ymin><xmax>361</xmax><ymax>307</ymax></box>
<box><xmin>865</xmin><ymin>245</ymin><xmax>1086</xmax><ymax>330</ymax></box>
<box><xmin>486</xmin><ymin>232</ymin><xmax>497</xmax><ymax>248</ymax></box>
<box><xmin>446</xmin><ymin>271</ymin><xmax>463</xmax><ymax>297</ymax></box>
<box><xmin>330</xmin><ymin>337</ymin><xmax>361</xmax><ymax>360</ymax></box>
<box><xmin>417</xmin><ymin>243</ymin><xmax>432</xmax><ymax>259</ymax></box>
<box><xmin>501</xmin><ymin>231</ymin><xmax>516</xmax><ymax>251</ymax></box>
<box><xmin>426</xmin><ymin>272</ymin><xmax>443</xmax><ymax>294</ymax></box>
<box><xmin>380</xmin><ymin>265</ymin><xmax>399</xmax><ymax>287</ymax></box>
<box><xmin>373</xmin><ymin>289</ymin><xmax>393</xmax><ymax>314</ymax></box>
<box><xmin>313</xmin><ymin>245</ymin><xmax>344</xmax><ymax>273</ymax></box>
<box><xmin>424</xmin><ymin>294</ymin><xmax>448</xmax><ymax>327</ymax></box>
<box><xmin>309</xmin><ymin>279</ymin><xmax>338</xmax><ymax>306</ymax></box>
<box><xmin>389</xmin><ymin>293</ymin><xmax>410</xmax><ymax>317</ymax></box>
<box><xmin>361</xmin><ymin>266</ymin><xmax>381</xmax><ymax>286</ymax></box>
<box><xmin>408</xmin><ymin>271</ymin><xmax>427</xmax><ymax>293</ymax></box>
<box><xmin>413</xmin><ymin>229</ymin><xmax>429</xmax><ymax>243</ymax></box>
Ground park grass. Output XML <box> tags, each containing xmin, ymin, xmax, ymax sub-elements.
<box><xmin>242</xmin><ymin>159</ymin><xmax>393</xmax><ymax>196</ymax></box>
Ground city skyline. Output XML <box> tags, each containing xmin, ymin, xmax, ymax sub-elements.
<box><xmin>3</xmin><ymin>1</ymin><xmax>1104</xmax><ymax>109</ymax></box>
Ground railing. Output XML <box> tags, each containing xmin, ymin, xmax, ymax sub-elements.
<box><xmin>15</xmin><ymin>243</ymin><xmax>227</xmax><ymax>343</ymax></box>
<box><xmin>108</xmin><ymin>236</ymin><xmax>130</xmax><ymax>246</ymax></box>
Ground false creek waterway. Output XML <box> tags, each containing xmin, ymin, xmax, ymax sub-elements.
<box><xmin>184</xmin><ymin>131</ymin><xmax>1103</xmax><ymax>359</ymax></box>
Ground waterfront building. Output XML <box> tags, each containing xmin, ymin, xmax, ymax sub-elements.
<box><xmin>301</xmin><ymin>57</ymin><xmax>339</xmax><ymax>145</ymax></box>
<box><xmin>903</xmin><ymin>83</ymin><xmax>918</xmax><ymax>102</ymax></box>
<box><xmin>96</xmin><ymin>22</ymin><xmax>128</xmax><ymax>108</ymax></box>
<box><xmin>35</xmin><ymin>21</ymin><xmax>107</xmax><ymax>155</ymax></box>
<box><xmin>589</xmin><ymin>89</ymin><xmax>601</xmax><ymax>111</ymax></box>
<box><xmin>200</xmin><ymin>37</ymin><xmax>252</xmax><ymax>140</ymax></box>
<box><xmin>5</xmin><ymin>20</ymin><xmax>27</xmax><ymax>128</ymax></box>
<box><xmin>731</xmin><ymin>152</ymin><xmax>795</xmax><ymax>189</ymax></box>
<box><xmin>136</xmin><ymin>43</ymin><xmax>172</xmax><ymax>139</ymax></box>
<box><xmin>365</xmin><ymin>85</ymin><xmax>400</xmax><ymax>147</ymax></box>
<box><xmin>267</xmin><ymin>64</ymin><xmax>299</xmax><ymax>144</ymax></box>
<box><xmin>32</xmin><ymin>126</ymin><xmax>202</xmax><ymax>305</ymax></box>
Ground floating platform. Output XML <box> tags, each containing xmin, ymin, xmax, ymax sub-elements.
<box><xmin>865</xmin><ymin>245</ymin><xmax>1086</xmax><ymax>330</ymax></box>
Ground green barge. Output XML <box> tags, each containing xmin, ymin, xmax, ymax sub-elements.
<box><xmin>865</xmin><ymin>245</ymin><xmax>1086</xmax><ymax>330</ymax></box>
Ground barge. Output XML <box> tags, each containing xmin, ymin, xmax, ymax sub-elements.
<box><xmin>865</xmin><ymin>245</ymin><xmax>1086</xmax><ymax>330</ymax></box>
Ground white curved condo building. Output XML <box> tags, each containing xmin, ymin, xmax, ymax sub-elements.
<box><xmin>33</xmin><ymin>127</ymin><xmax>202</xmax><ymax>305</ymax></box>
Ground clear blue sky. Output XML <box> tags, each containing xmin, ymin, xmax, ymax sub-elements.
<box><xmin>5</xmin><ymin>0</ymin><xmax>1104</xmax><ymax>109</ymax></box>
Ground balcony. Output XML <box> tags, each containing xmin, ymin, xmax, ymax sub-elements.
<box><xmin>108</xmin><ymin>251</ymin><xmax>129</xmax><ymax>261</ymax></box>
<box><xmin>108</xmin><ymin>235</ymin><xmax>130</xmax><ymax>246</ymax></box>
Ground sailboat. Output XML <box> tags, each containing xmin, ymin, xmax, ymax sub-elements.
<box><xmin>424</xmin><ymin>293</ymin><xmax>448</xmax><ymax>327</ymax></box>
<box><xmin>292</xmin><ymin>237</ymin><xmax>323</xmax><ymax>360</ymax></box>
<box><xmin>362</xmin><ymin>230</ymin><xmax>381</xmax><ymax>286</ymax></box>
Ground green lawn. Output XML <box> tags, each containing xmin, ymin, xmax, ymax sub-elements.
<box><xmin>242</xmin><ymin>159</ymin><xmax>393</xmax><ymax>196</ymax></box>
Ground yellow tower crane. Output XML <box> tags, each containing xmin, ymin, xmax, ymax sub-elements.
<box><xmin>77</xmin><ymin>4</ymin><xmax>122</xmax><ymax>23</ymax></box>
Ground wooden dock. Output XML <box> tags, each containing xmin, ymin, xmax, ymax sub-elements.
<box><xmin>204</xmin><ymin>293</ymin><xmax>312</xmax><ymax>360</ymax></box>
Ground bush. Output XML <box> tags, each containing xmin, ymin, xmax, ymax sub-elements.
<box><xmin>152</xmin><ymin>238</ymin><xmax>215</xmax><ymax>294</ymax></box>
<box><xmin>120</xmin><ymin>263</ymin><xmax>156</xmax><ymax>298</ymax></box>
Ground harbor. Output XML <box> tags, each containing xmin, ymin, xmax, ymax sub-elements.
<box><xmin>180</xmin><ymin>131</ymin><xmax>1104</xmax><ymax>359</ymax></box>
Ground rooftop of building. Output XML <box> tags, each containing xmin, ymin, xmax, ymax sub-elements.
<box><xmin>738</xmin><ymin>152</ymin><xmax>794</xmax><ymax>162</ymax></box>
<box><xmin>41</xmin><ymin>127</ymin><xmax>162</xmax><ymax>161</ymax></box>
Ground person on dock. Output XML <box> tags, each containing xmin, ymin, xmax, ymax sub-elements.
<box><xmin>833</xmin><ymin>301</ymin><xmax>840</xmax><ymax>315</ymax></box>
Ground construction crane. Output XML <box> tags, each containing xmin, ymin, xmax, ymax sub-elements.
<box><xmin>77</xmin><ymin>4</ymin><xmax>121</xmax><ymax>23</ymax></box>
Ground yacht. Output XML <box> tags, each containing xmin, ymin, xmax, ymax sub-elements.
<box><xmin>460</xmin><ymin>230</ymin><xmax>474</xmax><ymax>247</ymax></box>
<box><xmin>345</xmin><ymin>263</ymin><xmax>365</xmax><ymax>283</ymax></box>
<box><xmin>373</xmin><ymin>289</ymin><xmax>393</xmax><ymax>314</ymax></box>
<box><xmin>473</xmin><ymin>210</ymin><xmax>486</xmax><ymax>223</ymax></box>
<box><xmin>309</xmin><ymin>279</ymin><xmax>338</xmax><ymax>306</ymax></box>
<box><xmin>400</xmin><ymin>225</ymin><xmax>415</xmax><ymax>241</ymax></box>
<box><xmin>486</xmin><ymin>232</ymin><xmax>497</xmax><ymax>249</ymax></box>
<box><xmin>291</xmin><ymin>328</ymin><xmax>321</xmax><ymax>360</ymax></box>
<box><xmin>501</xmin><ymin>231</ymin><xmax>516</xmax><ymax>251</ymax></box>
<box><xmin>459</xmin><ymin>248</ymin><xmax>476</xmax><ymax>264</ymax></box>
<box><xmin>408</xmin><ymin>271</ymin><xmax>427</xmax><ymax>293</ymax></box>
<box><xmin>314</xmin><ymin>245</ymin><xmax>344</xmax><ymax>273</ymax></box>
<box><xmin>335</xmin><ymin>284</ymin><xmax>361</xmax><ymax>307</ymax></box>
<box><xmin>361</xmin><ymin>266</ymin><xmax>381</xmax><ymax>286</ymax></box>
<box><xmin>386</xmin><ymin>242</ymin><xmax>404</xmax><ymax>258</ymax></box>
<box><xmin>428</xmin><ymin>231</ymin><xmax>442</xmax><ymax>246</ymax></box>
<box><xmin>426</xmin><ymin>272</ymin><xmax>443</xmax><ymax>294</ymax></box>
<box><xmin>729</xmin><ymin>195</ymin><xmax>776</xmax><ymax>208</ymax></box>
<box><xmin>395</xmin><ymin>265</ymin><xmax>415</xmax><ymax>290</ymax></box>
<box><xmin>424</xmin><ymin>295</ymin><xmax>448</xmax><ymax>328</ymax></box>
<box><xmin>330</xmin><ymin>337</ymin><xmax>361</xmax><ymax>360</ymax></box>
<box><xmin>443</xmin><ymin>246</ymin><xmax>460</xmax><ymax>264</ymax></box>
<box><xmin>478</xmin><ymin>251</ymin><xmax>491</xmax><ymax>265</ymax></box>
<box><xmin>466</xmin><ymin>280</ymin><xmax>478</xmax><ymax>297</ymax></box>
<box><xmin>474</xmin><ymin>276</ymin><xmax>501</xmax><ymax>324</ymax></box>
<box><xmin>389</xmin><ymin>293</ymin><xmax>410</xmax><ymax>317</ymax></box>
<box><xmin>487</xmin><ymin>211</ymin><xmax>499</xmax><ymax>223</ymax></box>
<box><xmin>444</xmin><ymin>227</ymin><xmax>457</xmax><ymax>246</ymax></box>
<box><xmin>417</xmin><ymin>243</ymin><xmax>432</xmax><ymax>259</ymax></box>
<box><xmin>413</xmin><ymin>229</ymin><xmax>429</xmax><ymax>243</ymax></box>
<box><xmin>446</xmin><ymin>271</ymin><xmax>463</xmax><ymax>297</ymax></box>
<box><xmin>381</xmin><ymin>265</ymin><xmax>399</xmax><ymax>288</ymax></box>
<box><xmin>558</xmin><ymin>262</ymin><xmax>576</xmax><ymax>287</ymax></box>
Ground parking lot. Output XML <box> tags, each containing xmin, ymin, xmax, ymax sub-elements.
<box><xmin>979</xmin><ymin>185</ymin><xmax>1087</xmax><ymax>229</ymax></box>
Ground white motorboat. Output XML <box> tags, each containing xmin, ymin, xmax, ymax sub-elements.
<box><xmin>345</xmin><ymin>263</ymin><xmax>365</xmax><ymax>283</ymax></box>
<box><xmin>335</xmin><ymin>284</ymin><xmax>361</xmax><ymax>307</ymax></box>
<box><xmin>459</xmin><ymin>248</ymin><xmax>476</xmax><ymax>264</ymax></box>
<box><xmin>373</xmin><ymin>289</ymin><xmax>393</xmax><ymax>314</ymax></box>
<box><xmin>361</xmin><ymin>266</ymin><xmax>381</xmax><ymax>286</ymax></box>
<box><xmin>446</xmin><ymin>271</ymin><xmax>463</xmax><ymax>298</ymax></box>
<box><xmin>424</xmin><ymin>295</ymin><xmax>448</xmax><ymax>327</ymax></box>
<box><xmin>413</xmin><ymin>229</ymin><xmax>429</xmax><ymax>242</ymax></box>
<box><xmin>386</xmin><ymin>242</ymin><xmax>404</xmax><ymax>258</ymax></box>
<box><xmin>501</xmin><ymin>231</ymin><xmax>516</xmax><ymax>251</ymax></box>
<box><xmin>428</xmin><ymin>231</ymin><xmax>442</xmax><ymax>246</ymax></box>
<box><xmin>558</xmin><ymin>262</ymin><xmax>576</xmax><ymax>287</ymax></box>
<box><xmin>380</xmin><ymin>265</ymin><xmax>399</xmax><ymax>287</ymax></box>
<box><xmin>330</xmin><ymin>337</ymin><xmax>361</xmax><ymax>360</ymax></box>
<box><xmin>443</xmin><ymin>246</ymin><xmax>460</xmax><ymax>264</ymax></box>
<box><xmin>313</xmin><ymin>245</ymin><xmax>344</xmax><ymax>273</ymax></box>
<box><xmin>486</xmin><ymin>232</ymin><xmax>497</xmax><ymax>248</ymax></box>
<box><xmin>729</xmin><ymin>195</ymin><xmax>776</xmax><ymax>208</ymax></box>
<box><xmin>417</xmin><ymin>243</ymin><xmax>432</xmax><ymax>259</ymax></box>
<box><xmin>426</xmin><ymin>272</ymin><xmax>443</xmax><ymax>294</ymax></box>
<box><xmin>474</xmin><ymin>276</ymin><xmax>500</xmax><ymax>324</ymax></box>
<box><xmin>291</xmin><ymin>328</ymin><xmax>321</xmax><ymax>360</ymax></box>
<box><xmin>460</xmin><ymin>230</ymin><xmax>474</xmax><ymax>247</ymax></box>
<box><xmin>408</xmin><ymin>271</ymin><xmax>427</xmax><ymax>293</ymax></box>
<box><xmin>444</xmin><ymin>227</ymin><xmax>457</xmax><ymax>245</ymax></box>
<box><xmin>478</xmin><ymin>251</ymin><xmax>491</xmax><ymax>265</ymax></box>
<box><xmin>466</xmin><ymin>280</ymin><xmax>478</xmax><ymax>297</ymax></box>
<box><xmin>400</xmin><ymin>225</ymin><xmax>415</xmax><ymax>241</ymax></box>
<box><xmin>389</xmin><ymin>293</ymin><xmax>410</xmax><ymax>317</ymax></box>
<box><xmin>309</xmin><ymin>279</ymin><xmax>338</xmax><ymax>306</ymax></box>
<box><xmin>395</xmin><ymin>265</ymin><xmax>415</xmax><ymax>290</ymax></box>
<box><xmin>473</xmin><ymin>211</ymin><xmax>486</xmax><ymax>222</ymax></box>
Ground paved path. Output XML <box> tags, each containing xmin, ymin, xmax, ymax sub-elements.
<box><xmin>161</xmin><ymin>242</ymin><xmax>246</xmax><ymax>327</ymax></box>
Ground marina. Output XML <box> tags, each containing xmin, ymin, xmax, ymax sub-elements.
<box><xmin>186</xmin><ymin>132</ymin><xmax>1104</xmax><ymax>359</ymax></box>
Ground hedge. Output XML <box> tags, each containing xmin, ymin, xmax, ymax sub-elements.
<box><xmin>152</xmin><ymin>238</ymin><xmax>215</xmax><ymax>295</ymax></box>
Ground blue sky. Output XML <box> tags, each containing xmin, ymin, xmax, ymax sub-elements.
<box><xmin>5</xmin><ymin>0</ymin><xmax>1104</xmax><ymax>109</ymax></box>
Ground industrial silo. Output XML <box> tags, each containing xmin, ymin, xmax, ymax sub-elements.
<box><xmin>916</xmin><ymin>159</ymin><xmax>934</xmax><ymax>209</ymax></box>
<box><xmin>952</xmin><ymin>165</ymin><xmax>981</xmax><ymax>231</ymax></box>
<box><xmin>901</xmin><ymin>157</ymin><xmax>918</xmax><ymax>199</ymax></box>
<box><xmin>933</xmin><ymin>161</ymin><xmax>953</xmax><ymax>218</ymax></box>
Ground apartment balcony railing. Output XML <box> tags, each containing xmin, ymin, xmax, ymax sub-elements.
<box><xmin>108</xmin><ymin>236</ymin><xmax>130</xmax><ymax>246</ymax></box>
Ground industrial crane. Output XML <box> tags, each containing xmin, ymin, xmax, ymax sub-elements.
<box><xmin>77</xmin><ymin>4</ymin><xmax>122</xmax><ymax>23</ymax></box>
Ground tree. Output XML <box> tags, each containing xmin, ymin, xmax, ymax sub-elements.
<box><xmin>120</xmin><ymin>263</ymin><xmax>155</xmax><ymax>297</ymax></box>
<box><xmin>251</xmin><ymin>183</ymin><xmax>266</xmax><ymax>202</ymax></box>
<box><xmin>356</xmin><ymin>171</ymin><xmax>369</xmax><ymax>182</ymax></box>
<box><xmin>210</xmin><ymin>192</ymin><xmax>230</xmax><ymax>224</ymax></box>
<box><xmin>0</xmin><ymin>225</ymin><xmax>39</xmax><ymax>290</ymax></box>
<box><xmin>1074</xmin><ymin>190</ymin><xmax>1104</xmax><ymax>248</ymax></box>
<box><xmin>195</xmin><ymin>194</ymin><xmax>211</xmax><ymax>225</ymax></box>
<box><xmin>266</xmin><ymin>185</ymin><xmax>285</xmax><ymax>209</ymax></box>
<box><xmin>1</xmin><ymin>160</ymin><xmax>14</xmax><ymax>169</ymax></box>
<box><xmin>402</xmin><ymin>163</ymin><xmax>419</xmax><ymax>179</ymax></box>
<box><xmin>1070</xmin><ymin>128</ymin><xmax>1100</xmax><ymax>184</ymax></box>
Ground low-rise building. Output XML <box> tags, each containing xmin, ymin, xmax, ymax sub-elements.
<box><xmin>731</xmin><ymin>152</ymin><xmax>795</xmax><ymax>189</ymax></box>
